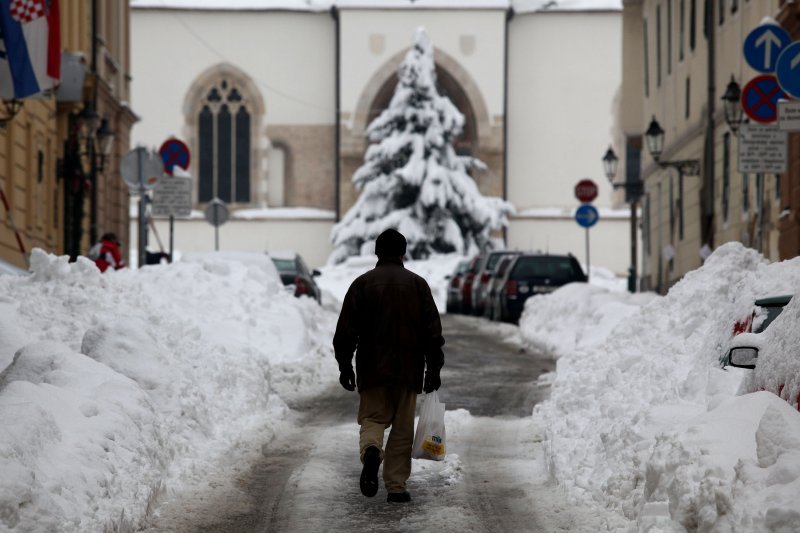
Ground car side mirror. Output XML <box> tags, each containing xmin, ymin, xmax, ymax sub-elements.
<box><xmin>312</xmin><ymin>269</ymin><xmax>321</xmax><ymax>277</ymax></box>
<box><xmin>445</xmin><ymin>274</ymin><xmax>451</xmax><ymax>279</ymax></box>
<box><xmin>728</xmin><ymin>346</ymin><xmax>758</xmax><ymax>369</ymax></box>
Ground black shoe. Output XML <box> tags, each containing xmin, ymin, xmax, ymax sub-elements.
<box><xmin>360</xmin><ymin>446</ymin><xmax>381</xmax><ymax>497</ymax></box>
<box><xmin>386</xmin><ymin>491</ymin><xmax>412</xmax><ymax>503</ymax></box>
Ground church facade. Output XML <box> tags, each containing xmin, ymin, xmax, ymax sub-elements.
<box><xmin>130</xmin><ymin>0</ymin><xmax>630</xmax><ymax>271</ymax></box>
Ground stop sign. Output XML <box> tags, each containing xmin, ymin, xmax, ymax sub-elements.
<box><xmin>574</xmin><ymin>179</ymin><xmax>598</xmax><ymax>203</ymax></box>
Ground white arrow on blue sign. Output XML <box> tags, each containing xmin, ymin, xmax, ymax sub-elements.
<box><xmin>575</xmin><ymin>204</ymin><xmax>599</xmax><ymax>228</ymax></box>
<box><xmin>776</xmin><ymin>41</ymin><xmax>800</xmax><ymax>99</ymax></box>
<box><xmin>744</xmin><ymin>22</ymin><xmax>791</xmax><ymax>73</ymax></box>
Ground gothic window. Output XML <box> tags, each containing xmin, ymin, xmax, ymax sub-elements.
<box><xmin>197</xmin><ymin>79</ymin><xmax>252</xmax><ymax>204</ymax></box>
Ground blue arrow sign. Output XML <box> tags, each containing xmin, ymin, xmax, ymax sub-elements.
<box><xmin>575</xmin><ymin>204</ymin><xmax>599</xmax><ymax>228</ymax></box>
<box><xmin>744</xmin><ymin>23</ymin><xmax>791</xmax><ymax>73</ymax></box>
<box><xmin>776</xmin><ymin>41</ymin><xmax>800</xmax><ymax>99</ymax></box>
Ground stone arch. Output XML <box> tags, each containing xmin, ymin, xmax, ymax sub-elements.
<box><xmin>350</xmin><ymin>47</ymin><xmax>492</xmax><ymax>150</ymax></box>
<box><xmin>182</xmin><ymin>62</ymin><xmax>266</xmax><ymax>207</ymax></box>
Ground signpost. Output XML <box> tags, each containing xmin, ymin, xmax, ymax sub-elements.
<box><xmin>574</xmin><ymin>180</ymin><xmax>599</xmax><ymax>283</ymax></box>
<box><xmin>738</xmin><ymin>123</ymin><xmax>788</xmax><ymax>174</ymax></box>
<box><xmin>157</xmin><ymin>138</ymin><xmax>192</xmax><ymax>261</ymax></box>
<box><xmin>743</xmin><ymin>22</ymin><xmax>791</xmax><ymax>73</ymax></box>
<box><xmin>204</xmin><ymin>198</ymin><xmax>229</xmax><ymax>251</ymax></box>
<box><xmin>121</xmin><ymin>147</ymin><xmax>163</xmax><ymax>268</ymax></box>
<box><xmin>741</xmin><ymin>75</ymin><xmax>786</xmax><ymax>123</ymax></box>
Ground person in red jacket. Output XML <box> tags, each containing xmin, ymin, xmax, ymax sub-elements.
<box><xmin>91</xmin><ymin>233</ymin><xmax>126</xmax><ymax>273</ymax></box>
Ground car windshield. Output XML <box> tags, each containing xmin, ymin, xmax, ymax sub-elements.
<box><xmin>486</xmin><ymin>253</ymin><xmax>507</xmax><ymax>270</ymax></box>
<box><xmin>271</xmin><ymin>258</ymin><xmax>296</xmax><ymax>272</ymax></box>
<box><xmin>511</xmin><ymin>256</ymin><xmax>580</xmax><ymax>281</ymax></box>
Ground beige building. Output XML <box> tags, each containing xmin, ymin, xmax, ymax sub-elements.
<box><xmin>619</xmin><ymin>0</ymin><xmax>790</xmax><ymax>293</ymax></box>
<box><xmin>0</xmin><ymin>1</ymin><xmax>134</xmax><ymax>271</ymax></box>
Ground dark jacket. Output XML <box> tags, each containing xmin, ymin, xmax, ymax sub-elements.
<box><xmin>333</xmin><ymin>258</ymin><xmax>444</xmax><ymax>393</ymax></box>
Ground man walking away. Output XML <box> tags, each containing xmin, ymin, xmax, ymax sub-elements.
<box><xmin>333</xmin><ymin>229</ymin><xmax>445</xmax><ymax>504</ymax></box>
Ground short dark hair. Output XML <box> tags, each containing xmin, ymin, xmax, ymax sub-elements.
<box><xmin>375</xmin><ymin>229</ymin><xmax>407</xmax><ymax>258</ymax></box>
<box><xmin>101</xmin><ymin>233</ymin><xmax>118</xmax><ymax>244</ymax></box>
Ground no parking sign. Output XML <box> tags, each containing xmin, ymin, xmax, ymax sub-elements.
<box><xmin>159</xmin><ymin>138</ymin><xmax>191</xmax><ymax>176</ymax></box>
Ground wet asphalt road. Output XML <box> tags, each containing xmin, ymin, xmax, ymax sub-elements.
<box><xmin>143</xmin><ymin>313</ymin><xmax>559</xmax><ymax>532</ymax></box>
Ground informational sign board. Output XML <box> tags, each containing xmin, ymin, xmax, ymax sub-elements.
<box><xmin>776</xmin><ymin>41</ymin><xmax>800</xmax><ymax>99</ymax></box>
<box><xmin>743</xmin><ymin>22</ymin><xmax>791</xmax><ymax>73</ymax></box>
<box><xmin>741</xmin><ymin>75</ymin><xmax>786</xmax><ymax>123</ymax></box>
<box><xmin>575</xmin><ymin>204</ymin><xmax>599</xmax><ymax>228</ymax></box>
<box><xmin>574</xmin><ymin>179</ymin><xmax>598</xmax><ymax>204</ymax></box>
<box><xmin>159</xmin><ymin>138</ymin><xmax>191</xmax><ymax>176</ymax></box>
<box><xmin>777</xmin><ymin>99</ymin><xmax>800</xmax><ymax>131</ymax></box>
<box><xmin>738</xmin><ymin>123</ymin><xmax>788</xmax><ymax>173</ymax></box>
<box><xmin>152</xmin><ymin>176</ymin><xmax>192</xmax><ymax>218</ymax></box>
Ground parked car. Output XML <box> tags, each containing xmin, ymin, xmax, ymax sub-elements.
<box><xmin>722</xmin><ymin>294</ymin><xmax>793</xmax><ymax>367</ymax></box>
<box><xmin>459</xmin><ymin>255</ymin><xmax>483</xmax><ymax>314</ymax></box>
<box><xmin>270</xmin><ymin>251</ymin><xmax>322</xmax><ymax>303</ymax></box>
<box><xmin>485</xmin><ymin>254</ymin><xmax>517</xmax><ymax>320</ymax></box>
<box><xmin>726</xmin><ymin>294</ymin><xmax>796</xmax><ymax>408</ymax></box>
<box><xmin>471</xmin><ymin>250</ymin><xmax>521</xmax><ymax>316</ymax></box>
<box><xmin>495</xmin><ymin>253</ymin><xmax>587</xmax><ymax>323</ymax></box>
<box><xmin>446</xmin><ymin>259</ymin><xmax>471</xmax><ymax>313</ymax></box>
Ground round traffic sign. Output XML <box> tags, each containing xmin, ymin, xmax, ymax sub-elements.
<box><xmin>574</xmin><ymin>179</ymin><xmax>598</xmax><ymax>203</ymax></box>
<box><xmin>159</xmin><ymin>138</ymin><xmax>191</xmax><ymax>176</ymax></box>
<box><xmin>575</xmin><ymin>204</ymin><xmax>599</xmax><ymax>228</ymax></box>
<box><xmin>120</xmin><ymin>147</ymin><xmax>163</xmax><ymax>192</ymax></box>
<box><xmin>204</xmin><ymin>198</ymin><xmax>229</xmax><ymax>227</ymax></box>
<box><xmin>776</xmin><ymin>41</ymin><xmax>800</xmax><ymax>99</ymax></box>
<box><xmin>743</xmin><ymin>22</ymin><xmax>791</xmax><ymax>73</ymax></box>
<box><xmin>741</xmin><ymin>75</ymin><xmax>786</xmax><ymax>123</ymax></box>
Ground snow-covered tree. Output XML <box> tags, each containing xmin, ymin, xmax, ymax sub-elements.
<box><xmin>329</xmin><ymin>27</ymin><xmax>513</xmax><ymax>264</ymax></box>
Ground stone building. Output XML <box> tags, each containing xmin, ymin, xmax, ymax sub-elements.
<box><xmin>619</xmin><ymin>0</ymin><xmax>797</xmax><ymax>293</ymax></box>
<box><xmin>131</xmin><ymin>0</ymin><xmax>631</xmax><ymax>271</ymax></box>
<box><xmin>0</xmin><ymin>1</ymin><xmax>134</xmax><ymax>271</ymax></box>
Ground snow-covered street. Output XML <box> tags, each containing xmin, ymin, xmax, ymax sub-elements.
<box><xmin>2</xmin><ymin>243</ymin><xmax>800</xmax><ymax>532</ymax></box>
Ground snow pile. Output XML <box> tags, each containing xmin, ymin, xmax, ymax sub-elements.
<box><xmin>0</xmin><ymin>250</ymin><xmax>336</xmax><ymax>532</ymax></box>
<box><xmin>521</xmin><ymin>242</ymin><xmax>800</xmax><ymax>530</ymax></box>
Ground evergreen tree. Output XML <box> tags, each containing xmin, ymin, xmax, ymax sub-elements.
<box><xmin>329</xmin><ymin>27</ymin><xmax>513</xmax><ymax>264</ymax></box>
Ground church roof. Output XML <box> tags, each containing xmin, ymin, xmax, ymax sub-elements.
<box><xmin>130</xmin><ymin>0</ymin><xmax>621</xmax><ymax>13</ymax></box>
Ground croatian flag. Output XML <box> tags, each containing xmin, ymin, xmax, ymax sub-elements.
<box><xmin>0</xmin><ymin>0</ymin><xmax>60</xmax><ymax>99</ymax></box>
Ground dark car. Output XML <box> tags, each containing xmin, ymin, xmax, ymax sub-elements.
<box><xmin>446</xmin><ymin>259</ymin><xmax>471</xmax><ymax>313</ymax></box>
<box><xmin>496</xmin><ymin>253</ymin><xmax>587</xmax><ymax>323</ymax></box>
<box><xmin>459</xmin><ymin>255</ymin><xmax>483</xmax><ymax>314</ymax></box>
<box><xmin>270</xmin><ymin>251</ymin><xmax>322</xmax><ymax>303</ymax></box>
<box><xmin>471</xmin><ymin>250</ymin><xmax>521</xmax><ymax>317</ymax></box>
<box><xmin>485</xmin><ymin>254</ymin><xmax>518</xmax><ymax>320</ymax></box>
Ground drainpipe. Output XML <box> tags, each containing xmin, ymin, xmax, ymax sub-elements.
<box><xmin>503</xmin><ymin>7</ymin><xmax>514</xmax><ymax>244</ymax></box>
<box><xmin>89</xmin><ymin>0</ymin><xmax>99</xmax><ymax>245</ymax></box>
<box><xmin>703</xmin><ymin>0</ymin><xmax>715</xmax><ymax>248</ymax></box>
<box><xmin>332</xmin><ymin>6</ymin><xmax>341</xmax><ymax>222</ymax></box>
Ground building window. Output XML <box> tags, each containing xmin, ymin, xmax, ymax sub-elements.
<box><xmin>719</xmin><ymin>0</ymin><xmax>725</xmax><ymax>25</ymax></box>
<box><xmin>685</xmin><ymin>77</ymin><xmax>691</xmax><ymax>118</ymax></box>
<box><xmin>657</xmin><ymin>6</ymin><xmax>662</xmax><ymax>87</ymax></box>
<box><xmin>775</xmin><ymin>174</ymin><xmax>781</xmax><ymax>200</ymax></box>
<box><xmin>669</xmin><ymin>174</ymin><xmax>675</xmax><ymax>238</ymax></box>
<box><xmin>668</xmin><ymin>0</ymin><xmax>673</xmax><ymax>75</ymax></box>
<box><xmin>196</xmin><ymin>79</ymin><xmax>252</xmax><ymax>204</ymax></box>
<box><xmin>742</xmin><ymin>173</ymin><xmax>749</xmax><ymax>213</ymax></box>
<box><xmin>644</xmin><ymin>193</ymin><xmax>651</xmax><ymax>255</ymax></box>
<box><xmin>680</xmin><ymin>0</ymin><xmax>686</xmax><ymax>60</ymax></box>
<box><xmin>722</xmin><ymin>132</ymin><xmax>730</xmax><ymax>223</ymax></box>
<box><xmin>644</xmin><ymin>18</ymin><xmax>650</xmax><ymax>97</ymax></box>
<box><xmin>731</xmin><ymin>0</ymin><xmax>738</xmax><ymax>14</ymax></box>
<box><xmin>690</xmin><ymin>0</ymin><xmax>697</xmax><ymax>50</ymax></box>
<box><xmin>678</xmin><ymin>174</ymin><xmax>684</xmax><ymax>240</ymax></box>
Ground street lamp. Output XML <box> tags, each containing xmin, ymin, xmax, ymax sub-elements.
<box><xmin>644</xmin><ymin>116</ymin><xmax>701</xmax><ymax>176</ymax></box>
<box><xmin>603</xmin><ymin>146</ymin><xmax>642</xmax><ymax>293</ymax></box>
<box><xmin>0</xmin><ymin>99</ymin><xmax>24</xmax><ymax>128</ymax></box>
<box><xmin>721</xmin><ymin>76</ymin><xmax>743</xmax><ymax>135</ymax></box>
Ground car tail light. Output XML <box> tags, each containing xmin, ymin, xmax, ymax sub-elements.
<box><xmin>465</xmin><ymin>273</ymin><xmax>475</xmax><ymax>285</ymax></box>
<box><xmin>294</xmin><ymin>276</ymin><xmax>308</xmax><ymax>296</ymax></box>
<box><xmin>480</xmin><ymin>272</ymin><xmax>491</xmax><ymax>284</ymax></box>
<box><xmin>450</xmin><ymin>276</ymin><xmax>460</xmax><ymax>288</ymax></box>
<box><xmin>505</xmin><ymin>280</ymin><xmax>517</xmax><ymax>296</ymax></box>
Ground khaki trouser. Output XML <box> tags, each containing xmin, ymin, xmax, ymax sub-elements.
<box><xmin>358</xmin><ymin>386</ymin><xmax>417</xmax><ymax>493</ymax></box>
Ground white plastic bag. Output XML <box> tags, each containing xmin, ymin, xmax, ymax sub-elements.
<box><xmin>411</xmin><ymin>391</ymin><xmax>446</xmax><ymax>461</ymax></box>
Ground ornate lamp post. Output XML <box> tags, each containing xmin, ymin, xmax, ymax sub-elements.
<box><xmin>604</xmin><ymin>146</ymin><xmax>641</xmax><ymax>292</ymax></box>
<box><xmin>721</xmin><ymin>76</ymin><xmax>743</xmax><ymax>135</ymax></box>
